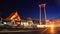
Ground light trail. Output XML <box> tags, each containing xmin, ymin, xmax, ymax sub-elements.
<box><xmin>50</xmin><ymin>24</ymin><xmax>55</xmax><ymax>34</ymax></box>
<box><xmin>41</xmin><ymin>27</ymin><xmax>49</xmax><ymax>34</ymax></box>
<box><xmin>37</xmin><ymin>24</ymin><xmax>56</xmax><ymax>34</ymax></box>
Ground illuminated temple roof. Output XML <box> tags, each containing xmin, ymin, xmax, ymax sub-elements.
<box><xmin>5</xmin><ymin>11</ymin><xmax>21</xmax><ymax>21</ymax></box>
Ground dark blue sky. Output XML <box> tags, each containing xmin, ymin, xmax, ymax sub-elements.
<box><xmin>0</xmin><ymin>0</ymin><xmax>60</xmax><ymax>20</ymax></box>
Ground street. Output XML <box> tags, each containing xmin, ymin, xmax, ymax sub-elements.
<box><xmin>0</xmin><ymin>27</ymin><xmax>60</xmax><ymax>34</ymax></box>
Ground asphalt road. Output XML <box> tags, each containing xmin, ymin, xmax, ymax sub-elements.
<box><xmin>0</xmin><ymin>27</ymin><xmax>60</xmax><ymax>34</ymax></box>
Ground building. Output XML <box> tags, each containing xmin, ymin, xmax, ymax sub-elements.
<box><xmin>20</xmin><ymin>20</ymin><xmax>29</xmax><ymax>27</ymax></box>
<box><xmin>27</xmin><ymin>17</ymin><xmax>33</xmax><ymax>24</ymax></box>
<box><xmin>5</xmin><ymin>11</ymin><xmax>21</xmax><ymax>25</ymax></box>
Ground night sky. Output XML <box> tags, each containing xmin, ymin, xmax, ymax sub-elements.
<box><xmin>0</xmin><ymin>0</ymin><xmax>60</xmax><ymax>20</ymax></box>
